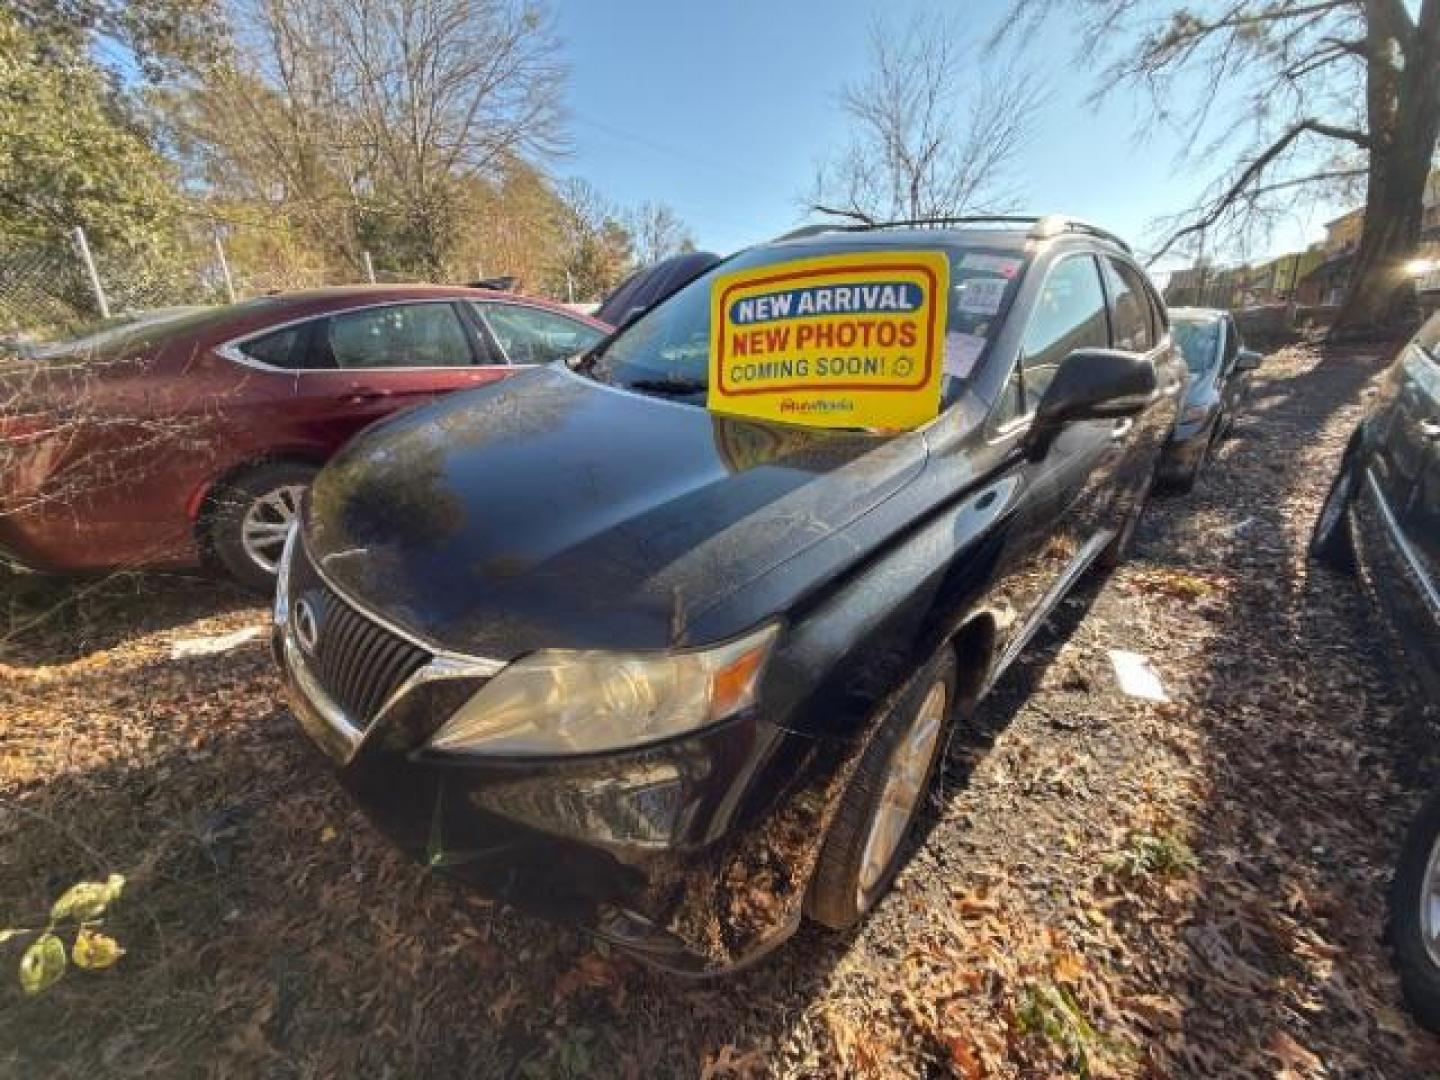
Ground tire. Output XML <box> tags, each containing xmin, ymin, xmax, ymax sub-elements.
<box><xmin>1097</xmin><ymin>467</ymin><xmax>1155</xmax><ymax>572</ymax></box>
<box><xmin>1169</xmin><ymin>456</ymin><xmax>1200</xmax><ymax>495</ymax></box>
<box><xmin>1166</xmin><ymin>418</ymin><xmax>1219</xmax><ymax>496</ymax></box>
<box><xmin>1389</xmin><ymin>790</ymin><xmax>1440</xmax><ymax>1034</ymax></box>
<box><xmin>1309</xmin><ymin>436</ymin><xmax>1360</xmax><ymax>575</ymax></box>
<box><xmin>208</xmin><ymin>462</ymin><xmax>316</xmax><ymax>594</ymax></box>
<box><xmin>806</xmin><ymin>649</ymin><xmax>957</xmax><ymax>929</ymax></box>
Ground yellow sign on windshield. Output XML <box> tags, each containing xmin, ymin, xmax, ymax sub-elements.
<box><xmin>707</xmin><ymin>250</ymin><xmax>949</xmax><ymax>430</ymax></box>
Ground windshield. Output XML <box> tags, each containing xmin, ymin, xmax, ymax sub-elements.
<box><xmin>579</xmin><ymin>240</ymin><xmax>1028</xmax><ymax>412</ymax></box>
<box><xmin>1172</xmin><ymin>317</ymin><xmax>1222</xmax><ymax>375</ymax></box>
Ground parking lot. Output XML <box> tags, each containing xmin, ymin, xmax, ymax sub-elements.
<box><xmin>0</xmin><ymin>341</ymin><xmax>1434</xmax><ymax>1076</ymax></box>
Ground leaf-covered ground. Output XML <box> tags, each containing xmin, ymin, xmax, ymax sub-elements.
<box><xmin>2</xmin><ymin>342</ymin><xmax>1438</xmax><ymax>1077</ymax></box>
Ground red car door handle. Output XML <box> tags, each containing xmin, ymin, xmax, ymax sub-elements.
<box><xmin>346</xmin><ymin>388</ymin><xmax>393</xmax><ymax>404</ymax></box>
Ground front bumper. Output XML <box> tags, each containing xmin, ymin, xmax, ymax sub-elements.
<box><xmin>1160</xmin><ymin>417</ymin><xmax>1213</xmax><ymax>480</ymax></box>
<box><xmin>273</xmin><ymin>547</ymin><xmax>847</xmax><ymax>974</ymax></box>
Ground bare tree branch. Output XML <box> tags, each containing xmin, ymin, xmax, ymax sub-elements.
<box><xmin>808</xmin><ymin>12</ymin><xmax>1040</xmax><ymax>225</ymax></box>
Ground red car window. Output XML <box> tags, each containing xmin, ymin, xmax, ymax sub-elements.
<box><xmin>327</xmin><ymin>303</ymin><xmax>475</xmax><ymax>369</ymax></box>
<box><xmin>240</xmin><ymin>326</ymin><xmax>304</xmax><ymax>368</ymax></box>
<box><xmin>474</xmin><ymin>302</ymin><xmax>605</xmax><ymax>366</ymax></box>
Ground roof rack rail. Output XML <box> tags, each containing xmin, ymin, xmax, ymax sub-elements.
<box><xmin>1027</xmin><ymin>215</ymin><xmax>1132</xmax><ymax>254</ymax></box>
<box><xmin>771</xmin><ymin>223</ymin><xmax>843</xmax><ymax>242</ymax></box>
<box><xmin>772</xmin><ymin>214</ymin><xmax>1131</xmax><ymax>253</ymax></box>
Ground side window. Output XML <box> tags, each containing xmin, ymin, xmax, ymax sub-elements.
<box><xmin>1146</xmin><ymin>285</ymin><xmax>1168</xmax><ymax>340</ymax></box>
<box><xmin>1019</xmin><ymin>255</ymin><xmax>1109</xmax><ymax>408</ymax></box>
<box><xmin>327</xmin><ymin>303</ymin><xmax>474</xmax><ymax>369</ymax></box>
<box><xmin>1102</xmin><ymin>259</ymin><xmax>1156</xmax><ymax>353</ymax></box>
<box><xmin>239</xmin><ymin>326</ymin><xmax>303</xmax><ymax>369</ymax></box>
<box><xmin>476</xmin><ymin>303</ymin><xmax>604</xmax><ymax>365</ymax></box>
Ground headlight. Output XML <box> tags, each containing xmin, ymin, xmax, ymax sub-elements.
<box><xmin>427</xmin><ymin>623</ymin><xmax>780</xmax><ymax>756</ymax></box>
<box><xmin>1180</xmin><ymin>404</ymin><xmax>1209</xmax><ymax>425</ymax></box>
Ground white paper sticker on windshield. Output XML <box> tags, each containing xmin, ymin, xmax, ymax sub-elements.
<box><xmin>960</xmin><ymin>253</ymin><xmax>1023</xmax><ymax>278</ymax></box>
<box><xmin>943</xmin><ymin>332</ymin><xmax>987</xmax><ymax>379</ymax></box>
<box><xmin>957</xmin><ymin>277</ymin><xmax>1007</xmax><ymax>316</ymax></box>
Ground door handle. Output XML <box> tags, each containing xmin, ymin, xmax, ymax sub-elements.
<box><xmin>1110</xmin><ymin>419</ymin><xmax>1135</xmax><ymax>441</ymax></box>
<box><xmin>1421</xmin><ymin>420</ymin><xmax>1440</xmax><ymax>440</ymax></box>
<box><xmin>346</xmin><ymin>388</ymin><xmax>393</xmax><ymax>404</ymax></box>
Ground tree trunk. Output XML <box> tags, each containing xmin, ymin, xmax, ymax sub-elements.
<box><xmin>1332</xmin><ymin>7</ymin><xmax>1440</xmax><ymax>339</ymax></box>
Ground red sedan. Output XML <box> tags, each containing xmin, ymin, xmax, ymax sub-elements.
<box><xmin>0</xmin><ymin>286</ymin><xmax>607</xmax><ymax>590</ymax></box>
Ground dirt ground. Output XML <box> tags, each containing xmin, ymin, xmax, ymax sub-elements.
<box><xmin>2</xmin><ymin>342</ymin><xmax>1438</xmax><ymax>1078</ymax></box>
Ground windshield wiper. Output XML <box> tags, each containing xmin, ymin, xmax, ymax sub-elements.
<box><xmin>625</xmin><ymin>377</ymin><xmax>708</xmax><ymax>397</ymax></box>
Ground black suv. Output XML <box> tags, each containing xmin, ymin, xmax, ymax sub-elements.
<box><xmin>1311</xmin><ymin>314</ymin><xmax>1440</xmax><ymax>697</ymax></box>
<box><xmin>274</xmin><ymin>216</ymin><xmax>1184</xmax><ymax>974</ymax></box>
<box><xmin>1310</xmin><ymin>315</ymin><xmax>1440</xmax><ymax>1028</ymax></box>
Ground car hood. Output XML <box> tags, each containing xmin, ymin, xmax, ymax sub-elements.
<box><xmin>304</xmin><ymin>365</ymin><xmax>928</xmax><ymax>656</ymax></box>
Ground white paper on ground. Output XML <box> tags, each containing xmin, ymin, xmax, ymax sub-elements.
<box><xmin>1108</xmin><ymin>649</ymin><xmax>1170</xmax><ymax>702</ymax></box>
<box><xmin>170</xmin><ymin>626</ymin><xmax>262</xmax><ymax>659</ymax></box>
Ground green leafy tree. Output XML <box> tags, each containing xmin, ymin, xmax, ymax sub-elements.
<box><xmin>0</xmin><ymin>10</ymin><xmax>183</xmax><ymax>257</ymax></box>
<box><xmin>11</xmin><ymin>0</ymin><xmax>221</xmax><ymax>81</ymax></box>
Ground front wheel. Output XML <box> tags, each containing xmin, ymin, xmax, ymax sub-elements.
<box><xmin>806</xmin><ymin>649</ymin><xmax>957</xmax><ymax>929</ymax></box>
<box><xmin>1389</xmin><ymin>790</ymin><xmax>1440</xmax><ymax>1033</ymax></box>
<box><xmin>208</xmin><ymin>462</ymin><xmax>317</xmax><ymax>593</ymax></box>
<box><xmin>1097</xmin><ymin>467</ymin><xmax>1155</xmax><ymax>573</ymax></box>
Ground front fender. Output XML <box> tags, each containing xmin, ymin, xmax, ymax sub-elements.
<box><xmin>754</xmin><ymin>470</ymin><xmax>1019</xmax><ymax>743</ymax></box>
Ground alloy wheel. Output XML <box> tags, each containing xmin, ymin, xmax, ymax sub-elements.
<box><xmin>240</xmin><ymin>484</ymin><xmax>305</xmax><ymax>574</ymax></box>
<box><xmin>1420</xmin><ymin>830</ymin><xmax>1440</xmax><ymax>969</ymax></box>
<box><xmin>856</xmin><ymin>679</ymin><xmax>948</xmax><ymax>906</ymax></box>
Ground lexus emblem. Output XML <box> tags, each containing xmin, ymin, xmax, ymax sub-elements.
<box><xmin>294</xmin><ymin>597</ymin><xmax>320</xmax><ymax>655</ymax></box>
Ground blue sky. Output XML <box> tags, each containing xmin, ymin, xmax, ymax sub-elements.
<box><xmin>553</xmin><ymin>0</ymin><xmax>1351</xmax><ymax>275</ymax></box>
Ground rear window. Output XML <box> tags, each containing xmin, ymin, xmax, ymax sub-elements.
<box><xmin>240</xmin><ymin>327</ymin><xmax>303</xmax><ymax>368</ymax></box>
<box><xmin>580</xmin><ymin>241</ymin><xmax>1029</xmax><ymax>410</ymax></box>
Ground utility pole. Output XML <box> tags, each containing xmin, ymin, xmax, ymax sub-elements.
<box><xmin>362</xmin><ymin>251</ymin><xmax>377</xmax><ymax>284</ymax></box>
<box><xmin>214</xmin><ymin>233</ymin><xmax>236</xmax><ymax>304</ymax></box>
<box><xmin>1195</xmin><ymin>229</ymin><xmax>1209</xmax><ymax>308</ymax></box>
<box><xmin>72</xmin><ymin>226</ymin><xmax>110</xmax><ymax>319</ymax></box>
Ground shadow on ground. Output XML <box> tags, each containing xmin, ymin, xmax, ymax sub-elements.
<box><xmin>0</xmin><ymin>568</ymin><xmax>252</xmax><ymax>665</ymax></box>
<box><xmin>1130</xmin><ymin>343</ymin><xmax>1440</xmax><ymax>1073</ymax></box>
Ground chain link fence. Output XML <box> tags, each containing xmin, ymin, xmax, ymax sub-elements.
<box><xmin>0</xmin><ymin>223</ymin><xmax>392</xmax><ymax>347</ymax></box>
<box><xmin>0</xmin><ymin>245</ymin><xmax>96</xmax><ymax>342</ymax></box>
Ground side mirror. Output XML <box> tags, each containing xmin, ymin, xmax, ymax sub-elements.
<box><xmin>1028</xmin><ymin>348</ymin><xmax>1157</xmax><ymax>460</ymax></box>
<box><xmin>1237</xmin><ymin>348</ymin><xmax>1263</xmax><ymax>372</ymax></box>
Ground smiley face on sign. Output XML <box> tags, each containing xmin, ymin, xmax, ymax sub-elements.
<box><xmin>707</xmin><ymin>250</ymin><xmax>950</xmax><ymax>430</ymax></box>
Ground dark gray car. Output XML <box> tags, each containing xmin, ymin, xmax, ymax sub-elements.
<box><xmin>1160</xmin><ymin>307</ymin><xmax>1262</xmax><ymax>491</ymax></box>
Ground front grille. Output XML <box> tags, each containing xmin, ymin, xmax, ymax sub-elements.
<box><xmin>290</xmin><ymin>545</ymin><xmax>432</xmax><ymax>729</ymax></box>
